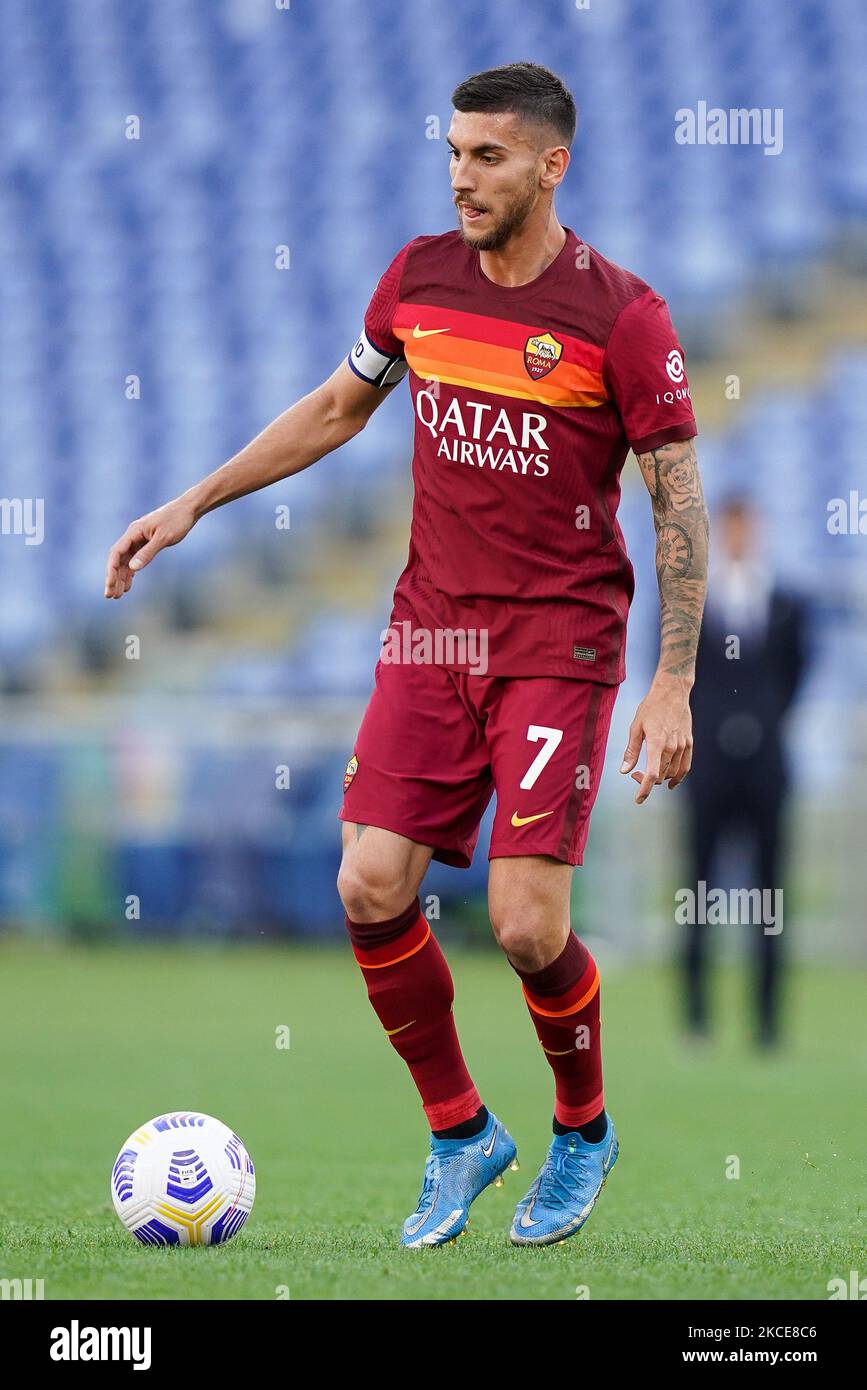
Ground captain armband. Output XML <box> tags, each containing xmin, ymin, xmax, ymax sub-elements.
<box><xmin>347</xmin><ymin>329</ymin><xmax>408</xmax><ymax>387</ymax></box>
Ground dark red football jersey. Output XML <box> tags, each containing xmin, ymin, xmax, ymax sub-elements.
<box><xmin>347</xmin><ymin>227</ymin><xmax>697</xmax><ymax>683</ymax></box>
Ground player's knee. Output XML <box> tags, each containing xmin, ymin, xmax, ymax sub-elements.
<box><xmin>489</xmin><ymin>903</ymin><xmax>554</xmax><ymax>965</ymax></box>
<box><xmin>337</xmin><ymin>850</ymin><xmax>413</xmax><ymax>922</ymax></box>
<box><xmin>489</xmin><ymin>906</ymin><xmax>541</xmax><ymax>961</ymax></box>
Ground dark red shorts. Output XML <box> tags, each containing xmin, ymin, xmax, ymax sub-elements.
<box><xmin>339</xmin><ymin>657</ymin><xmax>619</xmax><ymax>868</ymax></box>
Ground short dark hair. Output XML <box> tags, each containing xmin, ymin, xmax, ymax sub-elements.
<box><xmin>451</xmin><ymin>62</ymin><xmax>577</xmax><ymax>148</ymax></box>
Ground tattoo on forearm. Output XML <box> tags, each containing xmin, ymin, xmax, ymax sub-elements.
<box><xmin>659</xmin><ymin>521</ymin><xmax>693</xmax><ymax>578</ymax></box>
<box><xmin>636</xmin><ymin>438</ymin><xmax>709</xmax><ymax>678</ymax></box>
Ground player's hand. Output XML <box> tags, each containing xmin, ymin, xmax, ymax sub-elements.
<box><xmin>104</xmin><ymin>498</ymin><xmax>197</xmax><ymax>599</ymax></box>
<box><xmin>620</xmin><ymin>672</ymin><xmax>694</xmax><ymax>804</ymax></box>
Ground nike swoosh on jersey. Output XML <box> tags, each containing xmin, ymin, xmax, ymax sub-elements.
<box><xmin>412</xmin><ymin>324</ymin><xmax>451</xmax><ymax>337</ymax></box>
<box><xmin>385</xmin><ymin>1019</ymin><xmax>416</xmax><ymax>1036</ymax></box>
<box><xmin>510</xmin><ymin>810</ymin><xmax>555</xmax><ymax>828</ymax></box>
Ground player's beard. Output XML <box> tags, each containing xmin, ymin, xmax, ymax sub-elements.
<box><xmin>456</xmin><ymin>173</ymin><xmax>539</xmax><ymax>252</ymax></box>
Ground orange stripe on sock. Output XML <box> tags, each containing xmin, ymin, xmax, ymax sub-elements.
<box><xmin>353</xmin><ymin>919</ymin><xmax>430</xmax><ymax>970</ymax></box>
<box><xmin>554</xmin><ymin>1091</ymin><xmax>605</xmax><ymax>1129</ymax></box>
<box><xmin>423</xmin><ymin>1085</ymin><xmax>482</xmax><ymax>1131</ymax></box>
<box><xmin>523</xmin><ymin>964</ymin><xmax>600</xmax><ymax>1018</ymax></box>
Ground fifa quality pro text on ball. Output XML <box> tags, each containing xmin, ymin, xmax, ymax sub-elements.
<box><xmin>110</xmin><ymin>1111</ymin><xmax>255</xmax><ymax>1246</ymax></box>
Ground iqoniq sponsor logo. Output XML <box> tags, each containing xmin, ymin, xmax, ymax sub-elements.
<box><xmin>655</xmin><ymin>350</ymin><xmax>692</xmax><ymax>406</ymax></box>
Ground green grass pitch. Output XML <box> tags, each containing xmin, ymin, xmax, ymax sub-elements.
<box><xmin>0</xmin><ymin>938</ymin><xmax>863</xmax><ymax>1300</ymax></box>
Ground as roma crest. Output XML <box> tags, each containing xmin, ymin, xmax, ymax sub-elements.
<box><xmin>343</xmin><ymin>754</ymin><xmax>358</xmax><ymax>792</ymax></box>
<box><xmin>524</xmin><ymin>331</ymin><xmax>563</xmax><ymax>380</ymax></box>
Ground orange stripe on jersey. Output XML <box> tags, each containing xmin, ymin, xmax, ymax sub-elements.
<box><xmin>407</xmin><ymin>336</ymin><xmax>606</xmax><ymax>399</ymax></box>
<box><xmin>393</xmin><ymin>305</ymin><xmax>608</xmax><ymax>408</ymax></box>
<box><xmin>406</xmin><ymin>357</ymin><xmax>606</xmax><ymax>408</ymax></box>
<box><xmin>396</xmin><ymin>302</ymin><xmax>606</xmax><ymax>373</ymax></box>
<box><xmin>522</xmin><ymin>963</ymin><xmax>600</xmax><ymax>1018</ymax></box>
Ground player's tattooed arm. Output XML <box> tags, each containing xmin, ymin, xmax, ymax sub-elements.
<box><xmin>621</xmin><ymin>436</ymin><xmax>708</xmax><ymax>803</ymax></box>
<box><xmin>635</xmin><ymin>436</ymin><xmax>709</xmax><ymax>680</ymax></box>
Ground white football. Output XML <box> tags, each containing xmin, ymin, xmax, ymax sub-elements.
<box><xmin>110</xmin><ymin>1111</ymin><xmax>255</xmax><ymax>1246</ymax></box>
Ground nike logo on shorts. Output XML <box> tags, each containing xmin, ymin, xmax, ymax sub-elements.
<box><xmin>510</xmin><ymin>810</ymin><xmax>555</xmax><ymax>828</ymax></box>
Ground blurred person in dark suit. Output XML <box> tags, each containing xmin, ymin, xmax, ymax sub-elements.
<box><xmin>683</xmin><ymin>494</ymin><xmax>808</xmax><ymax>1048</ymax></box>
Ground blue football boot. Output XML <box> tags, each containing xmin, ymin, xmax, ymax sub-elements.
<box><xmin>510</xmin><ymin>1114</ymin><xmax>618</xmax><ymax>1246</ymax></box>
<box><xmin>401</xmin><ymin>1111</ymin><xmax>518</xmax><ymax>1248</ymax></box>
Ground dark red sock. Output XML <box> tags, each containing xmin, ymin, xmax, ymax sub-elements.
<box><xmin>346</xmin><ymin>898</ymin><xmax>481</xmax><ymax>1130</ymax></box>
<box><xmin>512</xmin><ymin>932</ymin><xmax>604</xmax><ymax>1128</ymax></box>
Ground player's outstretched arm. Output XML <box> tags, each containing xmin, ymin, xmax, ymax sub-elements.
<box><xmin>621</xmin><ymin>436</ymin><xmax>709</xmax><ymax>803</ymax></box>
<box><xmin>104</xmin><ymin>360</ymin><xmax>395</xmax><ymax>598</ymax></box>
